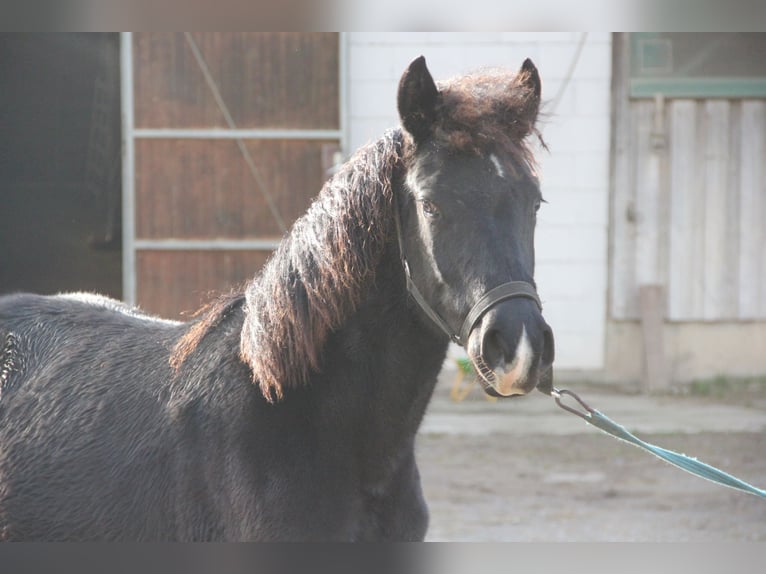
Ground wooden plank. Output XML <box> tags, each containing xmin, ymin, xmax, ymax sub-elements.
<box><xmin>689</xmin><ymin>102</ymin><xmax>709</xmax><ymax>319</ymax></box>
<box><xmin>133</xmin><ymin>33</ymin><xmax>340</xmax><ymax>130</ymax></box>
<box><xmin>702</xmin><ymin>101</ymin><xmax>732</xmax><ymax>320</ymax></box>
<box><xmin>681</xmin><ymin>101</ymin><xmax>710</xmax><ymax>320</ymax></box>
<box><xmin>726</xmin><ymin>101</ymin><xmax>742</xmax><ymax>318</ymax></box>
<box><xmin>639</xmin><ymin>285</ymin><xmax>669</xmax><ymax>393</ymax></box>
<box><xmin>738</xmin><ymin>101</ymin><xmax>766</xmax><ymax>319</ymax></box>
<box><xmin>135</xmin><ymin>138</ymin><xmax>337</xmax><ymax>240</ymax></box>
<box><xmin>667</xmin><ymin>100</ymin><xmax>699</xmax><ymax>320</ymax></box>
<box><xmin>611</xmin><ymin>103</ymin><xmax>645</xmax><ymax>320</ymax></box>
<box><xmin>609</xmin><ymin>105</ymin><xmax>639</xmax><ymax>319</ymax></box>
<box><xmin>634</xmin><ymin>97</ymin><xmax>671</xmax><ymax>392</ymax></box>
<box><xmin>634</xmin><ymin>96</ymin><xmax>668</xmax><ymax>289</ymax></box>
<box><xmin>609</xmin><ymin>34</ymin><xmax>637</xmax><ymax>321</ymax></box>
<box><xmin>656</xmin><ymin>100</ymin><xmax>671</xmax><ymax>300</ymax></box>
<box><xmin>136</xmin><ymin>250</ymin><xmax>271</xmax><ymax>319</ymax></box>
<box><xmin>633</xmin><ymin>100</ymin><xmax>658</xmax><ymax>286</ymax></box>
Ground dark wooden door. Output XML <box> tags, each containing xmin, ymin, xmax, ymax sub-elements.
<box><xmin>125</xmin><ymin>33</ymin><xmax>341</xmax><ymax>319</ymax></box>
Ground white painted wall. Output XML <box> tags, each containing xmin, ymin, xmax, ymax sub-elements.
<box><xmin>346</xmin><ymin>32</ymin><xmax>612</xmax><ymax>370</ymax></box>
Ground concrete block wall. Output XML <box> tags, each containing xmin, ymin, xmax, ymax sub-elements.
<box><xmin>346</xmin><ymin>33</ymin><xmax>612</xmax><ymax>371</ymax></box>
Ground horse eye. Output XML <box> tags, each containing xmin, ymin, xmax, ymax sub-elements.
<box><xmin>420</xmin><ymin>199</ymin><xmax>440</xmax><ymax>218</ymax></box>
<box><xmin>534</xmin><ymin>200</ymin><xmax>542</xmax><ymax>212</ymax></box>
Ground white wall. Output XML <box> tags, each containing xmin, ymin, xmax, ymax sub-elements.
<box><xmin>346</xmin><ymin>32</ymin><xmax>612</xmax><ymax>371</ymax></box>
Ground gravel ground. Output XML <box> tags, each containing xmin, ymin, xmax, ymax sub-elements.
<box><xmin>416</xmin><ymin>378</ymin><xmax>766</xmax><ymax>542</ymax></box>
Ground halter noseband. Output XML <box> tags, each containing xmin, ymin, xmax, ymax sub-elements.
<box><xmin>393</xmin><ymin>194</ymin><xmax>542</xmax><ymax>347</ymax></box>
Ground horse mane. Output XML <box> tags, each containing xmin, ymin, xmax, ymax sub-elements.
<box><xmin>239</xmin><ymin>130</ymin><xmax>404</xmax><ymax>402</ymax></box>
<box><xmin>169</xmin><ymin>290</ymin><xmax>246</xmax><ymax>373</ymax></box>
<box><xmin>171</xmin><ymin>131</ymin><xmax>404</xmax><ymax>401</ymax></box>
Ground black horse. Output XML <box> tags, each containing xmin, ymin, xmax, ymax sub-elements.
<box><xmin>0</xmin><ymin>56</ymin><xmax>554</xmax><ymax>541</ymax></box>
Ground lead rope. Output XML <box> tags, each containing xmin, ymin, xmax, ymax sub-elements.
<box><xmin>552</xmin><ymin>388</ymin><xmax>766</xmax><ymax>499</ymax></box>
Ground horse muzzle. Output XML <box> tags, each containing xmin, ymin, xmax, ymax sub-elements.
<box><xmin>396</xmin><ymin>243</ymin><xmax>554</xmax><ymax>397</ymax></box>
<box><xmin>465</xmin><ymin>298</ymin><xmax>555</xmax><ymax>398</ymax></box>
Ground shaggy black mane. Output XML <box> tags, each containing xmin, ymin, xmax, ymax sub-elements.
<box><xmin>173</xmin><ymin>130</ymin><xmax>405</xmax><ymax>401</ymax></box>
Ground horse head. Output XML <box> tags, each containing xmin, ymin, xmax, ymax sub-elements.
<box><xmin>396</xmin><ymin>56</ymin><xmax>555</xmax><ymax>397</ymax></box>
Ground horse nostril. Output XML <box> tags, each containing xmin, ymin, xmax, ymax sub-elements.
<box><xmin>481</xmin><ymin>328</ymin><xmax>511</xmax><ymax>369</ymax></box>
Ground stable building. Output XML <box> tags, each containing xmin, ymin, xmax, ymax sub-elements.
<box><xmin>1</xmin><ymin>33</ymin><xmax>764</xmax><ymax>389</ymax></box>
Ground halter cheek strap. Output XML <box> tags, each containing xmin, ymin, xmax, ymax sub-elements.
<box><xmin>393</xmin><ymin>195</ymin><xmax>542</xmax><ymax>347</ymax></box>
<box><xmin>401</xmin><ymin>259</ymin><xmax>460</xmax><ymax>343</ymax></box>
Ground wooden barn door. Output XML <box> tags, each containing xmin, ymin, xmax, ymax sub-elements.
<box><xmin>611</xmin><ymin>33</ymin><xmax>766</xmax><ymax>322</ymax></box>
<box><xmin>121</xmin><ymin>33</ymin><xmax>343</xmax><ymax>319</ymax></box>
<box><xmin>610</xmin><ymin>33</ymin><xmax>766</xmax><ymax>391</ymax></box>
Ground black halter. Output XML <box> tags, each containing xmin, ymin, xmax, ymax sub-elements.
<box><xmin>393</xmin><ymin>194</ymin><xmax>542</xmax><ymax>347</ymax></box>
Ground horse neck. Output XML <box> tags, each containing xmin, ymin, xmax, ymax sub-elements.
<box><xmin>316</xmin><ymin>238</ymin><xmax>450</xmax><ymax>448</ymax></box>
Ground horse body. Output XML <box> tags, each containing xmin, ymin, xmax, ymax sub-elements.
<box><xmin>0</xmin><ymin>56</ymin><xmax>552</xmax><ymax>540</ymax></box>
<box><xmin>0</xmin><ymin>276</ymin><xmax>443</xmax><ymax>540</ymax></box>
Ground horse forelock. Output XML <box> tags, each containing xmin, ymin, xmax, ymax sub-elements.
<box><xmin>240</xmin><ymin>130</ymin><xmax>405</xmax><ymax>401</ymax></box>
<box><xmin>429</xmin><ymin>69</ymin><xmax>544</xmax><ymax>173</ymax></box>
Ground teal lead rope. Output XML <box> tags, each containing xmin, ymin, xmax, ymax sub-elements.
<box><xmin>552</xmin><ymin>388</ymin><xmax>766</xmax><ymax>499</ymax></box>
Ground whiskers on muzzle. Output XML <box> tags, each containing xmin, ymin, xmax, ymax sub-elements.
<box><xmin>471</xmin><ymin>354</ymin><xmax>499</xmax><ymax>389</ymax></box>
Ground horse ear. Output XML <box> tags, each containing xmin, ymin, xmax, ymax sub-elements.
<box><xmin>520</xmin><ymin>58</ymin><xmax>542</xmax><ymax>102</ymax></box>
<box><xmin>515</xmin><ymin>58</ymin><xmax>542</xmax><ymax>136</ymax></box>
<box><xmin>397</xmin><ymin>56</ymin><xmax>439</xmax><ymax>142</ymax></box>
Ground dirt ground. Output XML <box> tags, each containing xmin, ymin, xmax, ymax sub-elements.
<box><xmin>415</xmin><ymin>378</ymin><xmax>766</xmax><ymax>542</ymax></box>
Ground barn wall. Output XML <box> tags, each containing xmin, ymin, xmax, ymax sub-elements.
<box><xmin>347</xmin><ymin>33</ymin><xmax>613</xmax><ymax>371</ymax></box>
<box><xmin>0</xmin><ymin>33</ymin><xmax>122</xmax><ymax>299</ymax></box>
<box><xmin>607</xmin><ymin>33</ymin><xmax>766</xmax><ymax>387</ymax></box>
<box><xmin>604</xmin><ymin>321</ymin><xmax>766</xmax><ymax>385</ymax></box>
<box><xmin>611</xmin><ymin>98</ymin><xmax>766</xmax><ymax>322</ymax></box>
